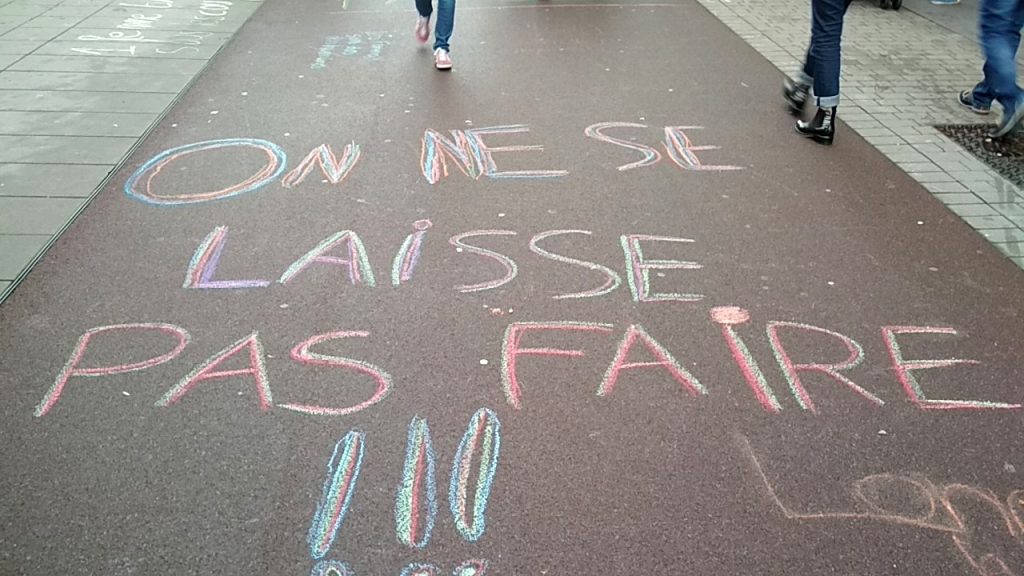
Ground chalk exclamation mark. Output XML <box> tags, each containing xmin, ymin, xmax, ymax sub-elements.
<box><xmin>395</xmin><ymin>416</ymin><xmax>437</xmax><ymax>548</ymax></box>
<box><xmin>449</xmin><ymin>408</ymin><xmax>501</xmax><ymax>542</ymax></box>
<box><xmin>308</xmin><ymin>430</ymin><xmax>366</xmax><ymax>561</ymax></box>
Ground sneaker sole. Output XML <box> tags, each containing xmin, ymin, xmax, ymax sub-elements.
<box><xmin>991</xmin><ymin>103</ymin><xmax>1024</xmax><ymax>138</ymax></box>
<box><xmin>958</xmin><ymin>98</ymin><xmax>990</xmax><ymax>115</ymax></box>
<box><xmin>793</xmin><ymin>125</ymin><xmax>834</xmax><ymax>145</ymax></box>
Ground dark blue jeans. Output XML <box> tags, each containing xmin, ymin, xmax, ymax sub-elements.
<box><xmin>971</xmin><ymin>0</ymin><xmax>1024</xmax><ymax>112</ymax></box>
<box><xmin>799</xmin><ymin>0</ymin><xmax>854</xmax><ymax>108</ymax></box>
<box><xmin>416</xmin><ymin>0</ymin><xmax>455</xmax><ymax>51</ymax></box>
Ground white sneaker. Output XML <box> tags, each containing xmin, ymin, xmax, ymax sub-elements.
<box><xmin>433</xmin><ymin>48</ymin><xmax>452</xmax><ymax>70</ymax></box>
<box><xmin>415</xmin><ymin>16</ymin><xmax>430</xmax><ymax>44</ymax></box>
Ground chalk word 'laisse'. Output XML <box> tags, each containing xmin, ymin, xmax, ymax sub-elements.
<box><xmin>184</xmin><ymin>224</ymin><xmax>704</xmax><ymax>303</ymax></box>
<box><xmin>34</xmin><ymin>310</ymin><xmax>1021</xmax><ymax>417</ymax></box>
<box><xmin>123</xmin><ymin>123</ymin><xmax>742</xmax><ymax>205</ymax></box>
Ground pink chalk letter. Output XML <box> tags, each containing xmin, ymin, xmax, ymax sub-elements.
<box><xmin>882</xmin><ymin>326</ymin><xmax>1020</xmax><ymax>410</ymax></box>
<box><xmin>767</xmin><ymin>321</ymin><xmax>882</xmax><ymax>413</ymax></box>
<box><xmin>584</xmin><ymin>122</ymin><xmax>662</xmax><ymax>171</ymax></box>
<box><xmin>663</xmin><ymin>126</ymin><xmax>743</xmax><ymax>172</ymax></box>
<box><xmin>450</xmin><ymin>231</ymin><xmax>518</xmax><ymax>293</ymax></box>
<box><xmin>501</xmin><ymin>321</ymin><xmax>614</xmax><ymax>409</ymax></box>
<box><xmin>465</xmin><ymin>125</ymin><xmax>568</xmax><ymax>179</ymax></box>
<box><xmin>278</xmin><ymin>331</ymin><xmax>392</xmax><ymax>416</ymax></box>
<box><xmin>157</xmin><ymin>332</ymin><xmax>273</xmax><ymax>410</ymax></box>
<box><xmin>598</xmin><ymin>324</ymin><xmax>706</xmax><ymax>397</ymax></box>
<box><xmin>620</xmin><ymin>234</ymin><xmax>703</xmax><ymax>303</ymax></box>
<box><xmin>281</xmin><ymin>143</ymin><xmax>361</xmax><ymax>188</ymax></box>
<box><xmin>36</xmin><ymin>323</ymin><xmax>190</xmax><ymax>417</ymax></box>
<box><xmin>528</xmin><ymin>230</ymin><xmax>622</xmax><ymax>299</ymax></box>
<box><xmin>279</xmin><ymin>231</ymin><xmax>376</xmax><ymax>287</ymax></box>
<box><xmin>183</xmin><ymin>226</ymin><xmax>271</xmax><ymax>289</ymax></box>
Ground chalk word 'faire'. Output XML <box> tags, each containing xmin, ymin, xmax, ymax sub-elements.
<box><xmin>183</xmin><ymin>224</ymin><xmax>701</xmax><ymax>303</ymax></box>
<box><xmin>35</xmin><ymin>311</ymin><xmax>1019</xmax><ymax>418</ymax></box>
<box><xmin>123</xmin><ymin>125</ymin><xmax>740</xmax><ymax>205</ymax></box>
<box><xmin>742</xmin><ymin>434</ymin><xmax>1024</xmax><ymax>576</ymax></box>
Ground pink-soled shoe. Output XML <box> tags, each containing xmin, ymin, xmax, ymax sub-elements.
<box><xmin>415</xmin><ymin>16</ymin><xmax>430</xmax><ymax>44</ymax></box>
<box><xmin>433</xmin><ymin>48</ymin><xmax>452</xmax><ymax>70</ymax></box>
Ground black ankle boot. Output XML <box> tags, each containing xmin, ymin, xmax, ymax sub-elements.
<box><xmin>783</xmin><ymin>78</ymin><xmax>809</xmax><ymax>115</ymax></box>
<box><xmin>795</xmin><ymin>106</ymin><xmax>836</xmax><ymax>145</ymax></box>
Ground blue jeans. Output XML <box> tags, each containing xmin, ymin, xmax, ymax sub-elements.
<box><xmin>971</xmin><ymin>0</ymin><xmax>1024</xmax><ymax>112</ymax></box>
<box><xmin>799</xmin><ymin>0</ymin><xmax>853</xmax><ymax>108</ymax></box>
<box><xmin>416</xmin><ymin>0</ymin><xmax>454</xmax><ymax>51</ymax></box>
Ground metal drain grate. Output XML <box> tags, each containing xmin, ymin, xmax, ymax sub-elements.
<box><xmin>935</xmin><ymin>123</ymin><xmax>1024</xmax><ymax>187</ymax></box>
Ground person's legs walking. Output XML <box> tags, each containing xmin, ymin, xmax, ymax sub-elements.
<box><xmin>415</xmin><ymin>0</ymin><xmax>432</xmax><ymax>44</ymax></box>
<box><xmin>432</xmin><ymin>0</ymin><xmax>455</xmax><ymax>69</ymax></box>
<box><xmin>783</xmin><ymin>48</ymin><xmax>815</xmax><ymax>114</ymax></box>
<box><xmin>795</xmin><ymin>0</ymin><xmax>852</xmax><ymax>144</ymax></box>
<box><xmin>979</xmin><ymin>0</ymin><xmax>1024</xmax><ymax>135</ymax></box>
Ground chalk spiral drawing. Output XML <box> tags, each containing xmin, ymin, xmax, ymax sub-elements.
<box><xmin>183</xmin><ymin>226</ymin><xmax>271</xmax><ymax>289</ymax></box>
<box><xmin>35</xmin><ymin>323</ymin><xmax>191</xmax><ymax>417</ymax></box>
<box><xmin>279</xmin><ymin>231</ymin><xmax>376</xmax><ymax>287</ymax></box>
<box><xmin>528</xmin><ymin>230</ymin><xmax>622</xmax><ymax>299</ymax></box>
<box><xmin>308</xmin><ymin>429</ymin><xmax>366</xmax><ymax>560</ymax></box>
<box><xmin>583</xmin><ymin>122</ymin><xmax>662</xmax><ymax>171</ymax></box>
<box><xmin>124</xmin><ymin>138</ymin><xmax>286</xmax><ymax>205</ymax></box>
<box><xmin>156</xmin><ymin>332</ymin><xmax>273</xmax><ymax>410</ymax></box>
<box><xmin>710</xmin><ymin>307</ymin><xmax>781</xmax><ymax>413</ymax></box>
<box><xmin>392</xmin><ymin>220</ymin><xmax>432</xmax><ymax>286</ymax></box>
<box><xmin>882</xmin><ymin>326</ymin><xmax>1021</xmax><ymax>411</ymax></box>
<box><xmin>620</xmin><ymin>234</ymin><xmax>703</xmax><ymax>303</ymax></box>
<box><xmin>501</xmin><ymin>321</ymin><xmax>615</xmax><ymax>409</ymax></box>
<box><xmin>449</xmin><ymin>231</ymin><xmax>518</xmax><ymax>293</ymax></box>
<box><xmin>420</xmin><ymin>125</ymin><xmax>568</xmax><ymax>183</ymax></box>
<box><xmin>395</xmin><ymin>416</ymin><xmax>437</xmax><ymax>549</ymax></box>
<box><xmin>449</xmin><ymin>408</ymin><xmax>501</xmax><ymax>542</ymax></box>
<box><xmin>310</xmin><ymin>560</ymin><xmax>356</xmax><ymax>576</ymax></box>
<box><xmin>282</xmin><ymin>143</ymin><xmax>361</xmax><ymax>189</ymax></box>
<box><xmin>279</xmin><ymin>331</ymin><xmax>393</xmax><ymax>416</ymax></box>
<box><xmin>766</xmin><ymin>321</ymin><xmax>882</xmax><ymax>413</ymax></box>
<box><xmin>598</xmin><ymin>324</ymin><xmax>706</xmax><ymax>398</ymax></box>
<box><xmin>740</xmin><ymin>433</ymin><xmax>1024</xmax><ymax>576</ymax></box>
<box><xmin>662</xmin><ymin>126</ymin><xmax>743</xmax><ymax>171</ymax></box>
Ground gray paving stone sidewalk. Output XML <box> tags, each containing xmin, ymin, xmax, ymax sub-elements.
<box><xmin>696</xmin><ymin>0</ymin><xmax>1024</xmax><ymax>270</ymax></box>
<box><xmin>0</xmin><ymin>0</ymin><xmax>263</xmax><ymax>302</ymax></box>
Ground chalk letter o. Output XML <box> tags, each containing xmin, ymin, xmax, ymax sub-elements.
<box><xmin>124</xmin><ymin>138</ymin><xmax>286</xmax><ymax>206</ymax></box>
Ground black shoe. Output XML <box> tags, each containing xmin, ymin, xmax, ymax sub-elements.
<box><xmin>783</xmin><ymin>78</ymin><xmax>809</xmax><ymax>115</ymax></box>
<box><xmin>795</xmin><ymin>106</ymin><xmax>836</xmax><ymax>145</ymax></box>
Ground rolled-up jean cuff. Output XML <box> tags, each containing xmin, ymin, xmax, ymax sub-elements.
<box><xmin>814</xmin><ymin>94</ymin><xmax>839</xmax><ymax>107</ymax></box>
<box><xmin>798</xmin><ymin>72</ymin><xmax>813</xmax><ymax>85</ymax></box>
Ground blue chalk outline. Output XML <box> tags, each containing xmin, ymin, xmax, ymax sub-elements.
<box><xmin>124</xmin><ymin>138</ymin><xmax>287</xmax><ymax>206</ymax></box>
